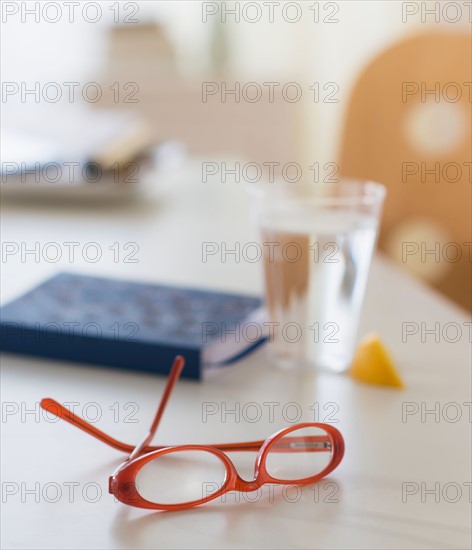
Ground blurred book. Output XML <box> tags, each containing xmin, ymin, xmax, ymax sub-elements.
<box><xmin>0</xmin><ymin>107</ymin><xmax>160</xmax><ymax>202</ymax></box>
<box><xmin>0</xmin><ymin>273</ymin><xmax>266</xmax><ymax>380</ymax></box>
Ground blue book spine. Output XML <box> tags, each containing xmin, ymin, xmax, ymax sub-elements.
<box><xmin>0</xmin><ymin>323</ymin><xmax>202</xmax><ymax>379</ymax></box>
<box><xmin>0</xmin><ymin>273</ymin><xmax>264</xmax><ymax>380</ymax></box>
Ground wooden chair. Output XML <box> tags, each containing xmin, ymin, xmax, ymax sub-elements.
<box><xmin>339</xmin><ymin>32</ymin><xmax>471</xmax><ymax>311</ymax></box>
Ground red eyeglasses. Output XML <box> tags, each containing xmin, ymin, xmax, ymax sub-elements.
<box><xmin>41</xmin><ymin>356</ymin><xmax>344</xmax><ymax>511</ymax></box>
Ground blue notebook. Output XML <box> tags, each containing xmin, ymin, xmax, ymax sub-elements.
<box><xmin>0</xmin><ymin>273</ymin><xmax>266</xmax><ymax>379</ymax></box>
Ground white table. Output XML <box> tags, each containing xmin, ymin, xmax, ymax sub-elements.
<box><xmin>1</xmin><ymin>161</ymin><xmax>471</xmax><ymax>549</ymax></box>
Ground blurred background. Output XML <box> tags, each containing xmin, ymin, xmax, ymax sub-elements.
<box><xmin>1</xmin><ymin>0</ymin><xmax>471</xmax><ymax>311</ymax></box>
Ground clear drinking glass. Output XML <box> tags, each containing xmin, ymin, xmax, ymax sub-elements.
<box><xmin>248</xmin><ymin>179</ymin><xmax>386</xmax><ymax>373</ymax></box>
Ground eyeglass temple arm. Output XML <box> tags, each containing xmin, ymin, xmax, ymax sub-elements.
<box><xmin>40</xmin><ymin>397</ymin><xmax>266</xmax><ymax>454</ymax></box>
<box><xmin>41</xmin><ymin>352</ymin><xmax>330</xmax><ymax>455</ymax></box>
<box><xmin>40</xmin><ymin>355</ymin><xmax>185</xmax><ymax>456</ymax></box>
<box><xmin>214</xmin><ymin>436</ymin><xmax>332</xmax><ymax>453</ymax></box>
<box><xmin>37</xmin><ymin>400</ymin><xmax>332</xmax><ymax>455</ymax></box>
<box><xmin>40</xmin><ymin>397</ymin><xmax>135</xmax><ymax>453</ymax></box>
<box><xmin>128</xmin><ymin>355</ymin><xmax>185</xmax><ymax>461</ymax></box>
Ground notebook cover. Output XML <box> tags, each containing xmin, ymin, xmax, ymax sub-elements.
<box><xmin>0</xmin><ymin>273</ymin><xmax>264</xmax><ymax>379</ymax></box>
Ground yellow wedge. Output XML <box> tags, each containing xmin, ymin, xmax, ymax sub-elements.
<box><xmin>350</xmin><ymin>334</ymin><xmax>405</xmax><ymax>388</ymax></box>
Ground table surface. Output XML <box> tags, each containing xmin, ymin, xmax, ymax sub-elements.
<box><xmin>1</xmin><ymin>161</ymin><xmax>471</xmax><ymax>550</ymax></box>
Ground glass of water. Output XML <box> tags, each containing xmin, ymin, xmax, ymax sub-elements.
<box><xmin>248</xmin><ymin>179</ymin><xmax>386</xmax><ymax>373</ymax></box>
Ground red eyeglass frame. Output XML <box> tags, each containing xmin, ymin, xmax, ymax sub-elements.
<box><xmin>41</xmin><ymin>356</ymin><xmax>345</xmax><ymax>511</ymax></box>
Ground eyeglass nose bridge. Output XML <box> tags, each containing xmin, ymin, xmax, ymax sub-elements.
<box><xmin>233</xmin><ymin>476</ymin><xmax>264</xmax><ymax>493</ymax></box>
